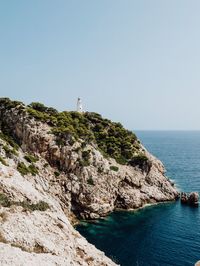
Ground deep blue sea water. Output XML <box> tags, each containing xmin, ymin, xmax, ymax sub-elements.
<box><xmin>76</xmin><ymin>131</ymin><xmax>200</xmax><ymax>266</ymax></box>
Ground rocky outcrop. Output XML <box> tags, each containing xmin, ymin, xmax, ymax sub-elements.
<box><xmin>181</xmin><ymin>192</ymin><xmax>188</xmax><ymax>204</ymax></box>
<box><xmin>0</xmin><ymin>100</ymin><xmax>179</xmax><ymax>219</ymax></box>
<box><xmin>0</xmin><ymin>98</ymin><xmax>179</xmax><ymax>265</ymax></box>
<box><xmin>0</xmin><ymin>146</ymin><xmax>117</xmax><ymax>265</ymax></box>
<box><xmin>181</xmin><ymin>192</ymin><xmax>199</xmax><ymax>206</ymax></box>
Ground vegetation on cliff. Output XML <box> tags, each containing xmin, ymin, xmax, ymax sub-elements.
<box><xmin>0</xmin><ymin>98</ymin><xmax>148</xmax><ymax>167</ymax></box>
<box><xmin>27</xmin><ymin>101</ymin><xmax>145</xmax><ymax>165</ymax></box>
<box><xmin>0</xmin><ymin>192</ymin><xmax>49</xmax><ymax>211</ymax></box>
<box><xmin>0</xmin><ymin>99</ymin><xmax>178</xmax><ymax>266</ymax></box>
<box><xmin>17</xmin><ymin>162</ymin><xmax>39</xmax><ymax>176</ymax></box>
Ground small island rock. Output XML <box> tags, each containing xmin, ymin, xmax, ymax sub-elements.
<box><xmin>181</xmin><ymin>192</ymin><xmax>199</xmax><ymax>206</ymax></box>
<box><xmin>189</xmin><ymin>192</ymin><xmax>199</xmax><ymax>206</ymax></box>
<box><xmin>181</xmin><ymin>192</ymin><xmax>188</xmax><ymax>204</ymax></box>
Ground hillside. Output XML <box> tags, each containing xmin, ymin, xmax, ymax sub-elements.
<box><xmin>0</xmin><ymin>98</ymin><xmax>179</xmax><ymax>265</ymax></box>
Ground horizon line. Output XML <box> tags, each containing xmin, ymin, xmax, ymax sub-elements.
<box><xmin>134</xmin><ymin>129</ymin><xmax>200</xmax><ymax>131</ymax></box>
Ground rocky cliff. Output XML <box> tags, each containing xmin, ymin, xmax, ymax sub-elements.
<box><xmin>0</xmin><ymin>98</ymin><xmax>179</xmax><ymax>265</ymax></box>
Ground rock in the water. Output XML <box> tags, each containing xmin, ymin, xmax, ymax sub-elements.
<box><xmin>181</xmin><ymin>192</ymin><xmax>199</xmax><ymax>206</ymax></box>
<box><xmin>189</xmin><ymin>192</ymin><xmax>199</xmax><ymax>206</ymax></box>
<box><xmin>181</xmin><ymin>192</ymin><xmax>188</xmax><ymax>204</ymax></box>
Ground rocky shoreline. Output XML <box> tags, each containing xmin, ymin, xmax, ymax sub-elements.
<box><xmin>0</xmin><ymin>98</ymin><xmax>179</xmax><ymax>265</ymax></box>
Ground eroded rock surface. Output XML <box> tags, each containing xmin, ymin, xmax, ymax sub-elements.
<box><xmin>0</xmin><ymin>99</ymin><xmax>179</xmax><ymax>265</ymax></box>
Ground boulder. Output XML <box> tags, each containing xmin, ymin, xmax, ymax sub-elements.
<box><xmin>188</xmin><ymin>192</ymin><xmax>199</xmax><ymax>206</ymax></box>
<box><xmin>181</xmin><ymin>192</ymin><xmax>199</xmax><ymax>206</ymax></box>
<box><xmin>181</xmin><ymin>192</ymin><xmax>188</xmax><ymax>204</ymax></box>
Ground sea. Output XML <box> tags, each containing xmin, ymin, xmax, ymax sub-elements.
<box><xmin>76</xmin><ymin>131</ymin><xmax>200</xmax><ymax>266</ymax></box>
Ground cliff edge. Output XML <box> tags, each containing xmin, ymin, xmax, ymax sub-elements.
<box><xmin>0</xmin><ymin>98</ymin><xmax>179</xmax><ymax>265</ymax></box>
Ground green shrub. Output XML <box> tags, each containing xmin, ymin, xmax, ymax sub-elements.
<box><xmin>82</xmin><ymin>150</ymin><xmax>90</xmax><ymax>161</ymax></box>
<box><xmin>22</xmin><ymin>101</ymin><xmax>144</xmax><ymax>165</ymax></box>
<box><xmin>3</xmin><ymin>145</ymin><xmax>12</xmax><ymax>157</ymax></box>
<box><xmin>87</xmin><ymin>177</ymin><xmax>95</xmax><ymax>186</ymax></box>
<box><xmin>81</xmin><ymin>142</ymin><xmax>87</xmax><ymax>149</ymax></box>
<box><xmin>28</xmin><ymin>102</ymin><xmax>58</xmax><ymax>116</ymax></box>
<box><xmin>17</xmin><ymin>162</ymin><xmax>38</xmax><ymax>176</ymax></box>
<box><xmin>0</xmin><ymin>192</ymin><xmax>49</xmax><ymax>211</ymax></box>
<box><xmin>0</xmin><ymin>156</ymin><xmax>8</xmax><ymax>166</ymax></box>
<box><xmin>98</xmin><ymin>167</ymin><xmax>103</xmax><ymax>173</ymax></box>
<box><xmin>46</xmin><ymin>107</ymin><xmax>58</xmax><ymax>115</ymax></box>
<box><xmin>27</xmin><ymin>108</ymin><xmax>50</xmax><ymax>122</ymax></box>
<box><xmin>54</xmin><ymin>171</ymin><xmax>60</xmax><ymax>177</ymax></box>
<box><xmin>43</xmin><ymin>163</ymin><xmax>49</xmax><ymax>168</ymax></box>
<box><xmin>24</xmin><ymin>154</ymin><xmax>38</xmax><ymax>163</ymax></box>
<box><xmin>129</xmin><ymin>154</ymin><xmax>149</xmax><ymax>169</ymax></box>
<box><xmin>18</xmin><ymin>200</ymin><xmax>49</xmax><ymax>211</ymax></box>
<box><xmin>82</xmin><ymin>150</ymin><xmax>91</xmax><ymax>159</ymax></box>
<box><xmin>17</xmin><ymin>162</ymin><xmax>30</xmax><ymax>176</ymax></box>
<box><xmin>3</xmin><ymin>145</ymin><xmax>18</xmax><ymax>157</ymax></box>
<box><xmin>0</xmin><ymin>132</ymin><xmax>19</xmax><ymax>151</ymax></box>
<box><xmin>26</xmin><ymin>102</ymin><xmax>139</xmax><ymax>164</ymax></box>
<box><xmin>29</xmin><ymin>102</ymin><xmax>48</xmax><ymax>112</ymax></box>
<box><xmin>13</xmin><ymin>149</ymin><xmax>18</xmax><ymax>156</ymax></box>
<box><xmin>28</xmin><ymin>164</ymin><xmax>39</xmax><ymax>176</ymax></box>
<box><xmin>79</xmin><ymin>159</ymin><xmax>90</xmax><ymax>167</ymax></box>
<box><xmin>0</xmin><ymin>98</ymin><xmax>23</xmax><ymax>109</ymax></box>
<box><xmin>115</xmin><ymin>156</ymin><xmax>127</xmax><ymax>165</ymax></box>
<box><xmin>78</xmin><ymin>150</ymin><xmax>91</xmax><ymax>167</ymax></box>
<box><xmin>110</xmin><ymin>165</ymin><xmax>119</xmax><ymax>172</ymax></box>
<box><xmin>0</xmin><ymin>193</ymin><xmax>11</xmax><ymax>207</ymax></box>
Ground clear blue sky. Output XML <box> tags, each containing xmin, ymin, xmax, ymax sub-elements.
<box><xmin>0</xmin><ymin>0</ymin><xmax>200</xmax><ymax>130</ymax></box>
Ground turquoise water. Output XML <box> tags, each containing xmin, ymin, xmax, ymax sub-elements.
<box><xmin>76</xmin><ymin>131</ymin><xmax>200</xmax><ymax>266</ymax></box>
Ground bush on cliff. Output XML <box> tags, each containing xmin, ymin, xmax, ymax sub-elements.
<box><xmin>3</xmin><ymin>145</ymin><xmax>18</xmax><ymax>157</ymax></box>
<box><xmin>24</xmin><ymin>154</ymin><xmax>38</xmax><ymax>163</ymax></box>
<box><xmin>110</xmin><ymin>165</ymin><xmax>119</xmax><ymax>172</ymax></box>
<box><xmin>87</xmin><ymin>177</ymin><xmax>95</xmax><ymax>186</ymax></box>
<box><xmin>17</xmin><ymin>162</ymin><xmax>30</xmax><ymax>176</ymax></box>
<box><xmin>0</xmin><ymin>98</ymin><xmax>23</xmax><ymax>110</ymax></box>
<box><xmin>17</xmin><ymin>162</ymin><xmax>38</xmax><ymax>176</ymax></box>
<box><xmin>0</xmin><ymin>156</ymin><xmax>8</xmax><ymax>166</ymax></box>
<box><xmin>26</xmin><ymin>104</ymin><xmax>146</xmax><ymax>166</ymax></box>
<box><xmin>129</xmin><ymin>153</ymin><xmax>151</xmax><ymax>172</ymax></box>
<box><xmin>0</xmin><ymin>98</ymin><xmax>149</xmax><ymax>168</ymax></box>
<box><xmin>27</xmin><ymin>105</ymin><xmax>140</xmax><ymax>163</ymax></box>
<box><xmin>0</xmin><ymin>132</ymin><xmax>19</xmax><ymax>151</ymax></box>
<box><xmin>29</xmin><ymin>102</ymin><xmax>58</xmax><ymax>115</ymax></box>
<box><xmin>0</xmin><ymin>193</ymin><xmax>49</xmax><ymax>211</ymax></box>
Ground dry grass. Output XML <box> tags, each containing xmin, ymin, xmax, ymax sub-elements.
<box><xmin>85</xmin><ymin>256</ymin><xmax>95</xmax><ymax>264</ymax></box>
<box><xmin>0</xmin><ymin>232</ymin><xmax>7</xmax><ymax>244</ymax></box>
<box><xmin>57</xmin><ymin>222</ymin><xmax>64</xmax><ymax>229</ymax></box>
<box><xmin>11</xmin><ymin>243</ymin><xmax>28</xmax><ymax>252</ymax></box>
<box><xmin>0</xmin><ymin>211</ymin><xmax>9</xmax><ymax>222</ymax></box>
<box><xmin>76</xmin><ymin>247</ymin><xmax>85</xmax><ymax>259</ymax></box>
<box><xmin>33</xmin><ymin>242</ymin><xmax>48</xmax><ymax>253</ymax></box>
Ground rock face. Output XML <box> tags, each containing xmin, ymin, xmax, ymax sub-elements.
<box><xmin>0</xmin><ymin>98</ymin><xmax>179</xmax><ymax>265</ymax></box>
<box><xmin>0</xmin><ymin>140</ymin><xmax>117</xmax><ymax>266</ymax></box>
